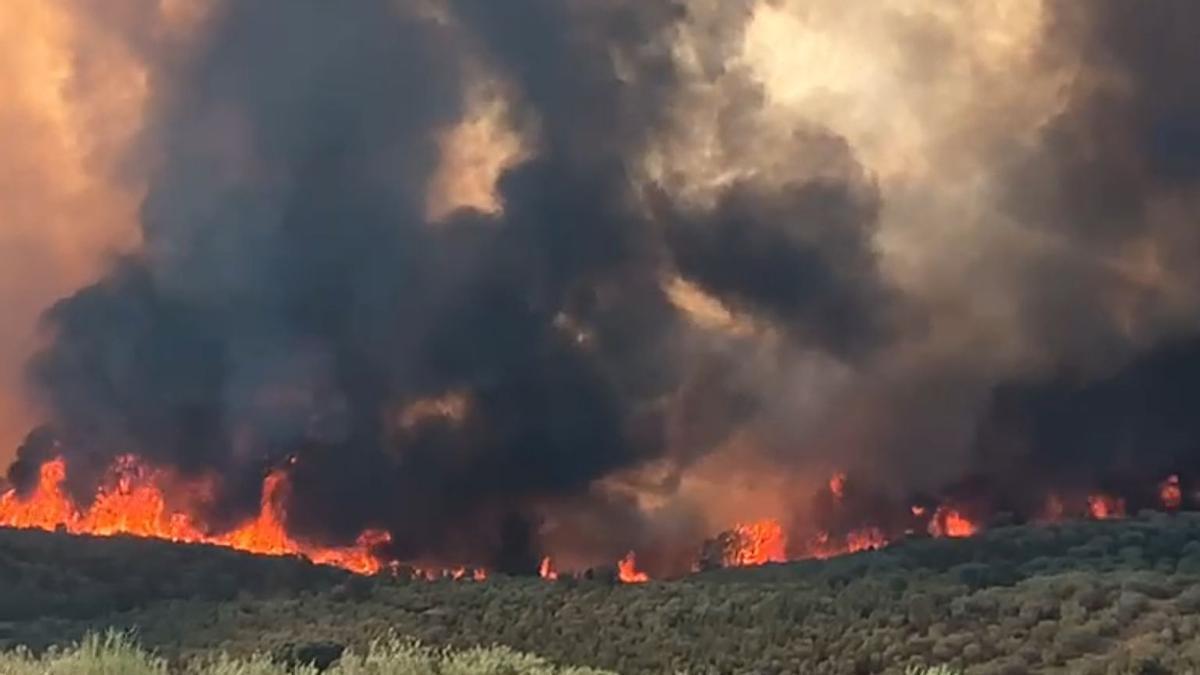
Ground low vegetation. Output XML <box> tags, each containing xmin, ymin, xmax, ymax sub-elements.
<box><xmin>3</xmin><ymin>513</ymin><xmax>1200</xmax><ymax>673</ymax></box>
<box><xmin>0</xmin><ymin>630</ymin><xmax>615</xmax><ymax>675</ymax></box>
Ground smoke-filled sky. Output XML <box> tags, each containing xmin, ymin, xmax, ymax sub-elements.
<box><xmin>1</xmin><ymin>0</ymin><xmax>1198</xmax><ymax>572</ymax></box>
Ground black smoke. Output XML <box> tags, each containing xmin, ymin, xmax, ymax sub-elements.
<box><xmin>8</xmin><ymin>0</ymin><xmax>898</xmax><ymax>572</ymax></box>
<box><xmin>14</xmin><ymin>0</ymin><xmax>1200</xmax><ymax>574</ymax></box>
<box><xmin>1004</xmin><ymin>0</ymin><xmax>1200</xmax><ymax>367</ymax></box>
<box><xmin>957</xmin><ymin>0</ymin><xmax>1200</xmax><ymax>515</ymax></box>
<box><xmin>961</xmin><ymin>335</ymin><xmax>1200</xmax><ymax>519</ymax></box>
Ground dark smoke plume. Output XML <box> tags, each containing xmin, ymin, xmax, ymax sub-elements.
<box><xmin>9</xmin><ymin>0</ymin><xmax>892</xmax><ymax>572</ymax></box>
<box><xmin>10</xmin><ymin>0</ymin><xmax>1200</xmax><ymax>573</ymax></box>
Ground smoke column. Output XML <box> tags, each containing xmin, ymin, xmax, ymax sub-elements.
<box><xmin>3</xmin><ymin>0</ymin><xmax>1199</xmax><ymax>573</ymax></box>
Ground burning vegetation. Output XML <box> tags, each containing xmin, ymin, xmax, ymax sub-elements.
<box><xmin>1</xmin><ymin>452</ymin><xmax>1190</xmax><ymax>580</ymax></box>
<box><xmin>0</xmin><ymin>457</ymin><xmax>388</xmax><ymax>575</ymax></box>
<box><xmin>2</xmin><ymin>0</ymin><xmax>1200</xmax><ymax>589</ymax></box>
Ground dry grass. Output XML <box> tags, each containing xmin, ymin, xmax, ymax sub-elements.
<box><xmin>0</xmin><ymin>631</ymin><xmax>617</xmax><ymax>675</ymax></box>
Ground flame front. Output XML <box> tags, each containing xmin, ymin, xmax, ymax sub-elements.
<box><xmin>617</xmin><ymin>551</ymin><xmax>649</xmax><ymax>583</ymax></box>
<box><xmin>722</xmin><ymin>519</ymin><xmax>788</xmax><ymax>567</ymax></box>
<box><xmin>1088</xmin><ymin>494</ymin><xmax>1126</xmax><ymax>521</ymax></box>
<box><xmin>1161</xmin><ymin>475</ymin><xmax>1182</xmax><ymax>510</ymax></box>
<box><xmin>0</xmin><ymin>457</ymin><xmax>386</xmax><ymax>574</ymax></box>
<box><xmin>1</xmin><ymin>457</ymin><xmax>1188</xmax><ymax>580</ymax></box>
<box><xmin>927</xmin><ymin>505</ymin><xmax>978</xmax><ymax>538</ymax></box>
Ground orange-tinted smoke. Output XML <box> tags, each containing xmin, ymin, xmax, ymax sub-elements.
<box><xmin>0</xmin><ymin>1</ymin><xmax>151</xmax><ymax>464</ymax></box>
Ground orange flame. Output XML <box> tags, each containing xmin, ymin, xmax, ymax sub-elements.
<box><xmin>539</xmin><ymin>556</ymin><xmax>558</xmax><ymax>580</ymax></box>
<box><xmin>1160</xmin><ymin>475</ymin><xmax>1182</xmax><ymax>510</ymax></box>
<box><xmin>804</xmin><ymin>527</ymin><xmax>888</xmax><ymax>559</ymax></box>
<box><xmin>829</xmin><ymin>472</ymin><xmax>847</xmax><ymax>500</ymax></box>
<box><xmin>927</xmin><ymin>505</ymin><xmax>978</xmax><ymax>538</ymax></box>
<box><xmin>844</xmin><ymin>527</ymin><xmax>888</xmax><ymax>553</ymax></box>
<box><xmin>617</xmin><ymin>551</ymin><xmax>649</xmax><ymax>583</ymax></box>
<box><xmin>1087</xmin><ymin>494</ymin><xmax>1126</xmax><ymax>520</ymax></box>
<box><xmin>0</xmin><ymin>456</ymin><xmax>386</xmax><ymax>574</ymax></box>
<box><xmin>722</xmin><ymin>519</ymin><xmax>788</xmax><ymax>567</ymax></box>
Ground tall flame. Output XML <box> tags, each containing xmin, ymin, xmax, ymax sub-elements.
<box><xmin>1087</xmin><ymin>494</ymin><xmax>1126</xmax><ymax>521</ymax></box>
<box><xmin>2</xmin><ymin>456</ymin><xmax>1188</xmax><ymax>580</ymax></box>
<box><xmin>927</xmin><ymin>505</ymin><xmax>978</xmax><ymax>538</ymax></box>
<box><xmin>0</xmin><ymin>456</ymin><xmax>386</xmax><ymax>574</ymax></box>
<box><xmin>617</xmin><ymin>551</ymin><xmax>649</xmax><ymax>583</ymax></box>
<box><xmin>722</xmin><ymin>519</ymin><xmax>788</xmax><ymax>567</ymax></box>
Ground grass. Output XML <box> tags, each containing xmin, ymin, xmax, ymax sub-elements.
<box><xmin>0</xmin><ymin>631</ymin><xmax>618</xmax><ymax>675</ymax></box>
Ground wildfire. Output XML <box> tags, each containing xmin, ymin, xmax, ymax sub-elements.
<box><xmin>804</xmin><ymin>527</ymin><xmax>888</xmax><ymax>559</ymax></box>
<box><xmin>722</xmin><ymin>519</ymin><xmax>788</xmax><ymax>567</ymax></box>
<box><xmin>406</xmin><ymin>566</ymin><xmax>487</xmax><ymax>581</ymax></box>
<box><xmin>2</xmin><ymin>456</ymin><xmax>1189</xmax><ymax>581</ymax></box>
<box><xmin>0</xmin><ymin>456</ymin><xmax>386</xmax><ymax>574</ymax></box>
<box><xmin>617</xmin><ymin>551</ymin><xmax>649</xmax><ymax>583</ymax></box>
<box><xmin>1161</xmin><ymin>475</ymin><xmax>1182</xmax><ymax>510</ymax></box>
<box><xmin>1041</xmin><ymin>493</ymin><xmax>1066</xmax><ymax>522</ymax></box>
<box><xmin>829</xmin><ymin>472</ymin><xmax>847</xmax><ymax>500</ymax></box>
<box><xmin>927</xmin><ymin>505</ymin><xmax>978</xmax><ymax>538</ymax></box>
<box><xmin>845</xmin><ymin>527</ymin><xmax>888</xmax><ymax>552</ymax></box>
<box><xmin>1087</xmin><ymin>494</ymin><xmax>1126</xmax><ymax>521</ymax></box>
<box><xmin>539</xmin><ymin>556</ymin><xmax>558</xmax><ymax>580</ymax></box>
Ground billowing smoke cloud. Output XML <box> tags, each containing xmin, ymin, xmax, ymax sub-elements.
<box><xmin>960</xmin><ymin>0</ymin><xmax>1200</xmax><ymax>514</ymax></box>
<box><xmin>10</xmin><ymin>0</ymin><xmax>817</xmax><ymax>572</ymax></box>
<box><xmin>1002</xmin><ymin>0</ymin><xmax>1200</xmax><ymax>368</ymax></box>
<box><xmin>5</xmin><ymin>0</ymin><xmax>1200</xmax><ymax>573</ymax></box>
<box><xmin>972</xmin><ymin>335</ymin><xmax>1200</xmax><ymax>517</ymax></box>
<box><xmin>0</xmin><ymin>0</ymin><xmax>150</xmax><ymax>462</ymax></box>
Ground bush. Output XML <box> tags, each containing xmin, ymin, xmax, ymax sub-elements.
<box><xmin>7</xmin><ymin>514</ymin><xmax>1200</xmax><ymax>674</ymax></box>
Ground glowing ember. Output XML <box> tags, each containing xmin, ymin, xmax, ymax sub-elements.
<box><xmin>844</xmin><ymin>527</ymin><xmax>888</xmax><ymax>553</ymax></box>
<box><xmin>617</xmin><ymin>551</ymin><xmax>649</xmax><ymax>583</ymax></box>
<box><xmin>1161</xmin><ymin>475</ymin><xmax>1182</xmax><ymax>510</ymax></box>
<box><xmin>539</xmin><ymin>556</ymin><xmax>558</xmax><ymax>580</ymax></box>
<box><xmin>1088</xmin><ymin>494</ymin><xmax>1126</xmax><ymax>520</ymax></box>
<box><xmin>0</xmin><ymin>456</ymin><xmax>386</xmax><ymax>574</ymax></box>
<box><xmin>829</xmin><ymin>472</ymin><xmax>847</xmax><ymax>500</ymax></box>
<box><xmin>910</xmin><ymin>505</ymin><xmax>926</xmax><ymax>517</ymax></box>
<box><xmin>927</xmin><ymin>505</ymin><xmax>978</xmax><ymax>538</ymax></box>
<box><xmin>804</xmin><ymin>527</ymin><xmax>888</xmax><ymax>559</ymax></box>
<box><xmin>438</xmin><ymin>567</ymin><xmax>487</xmax><ymax>581</ymax></box>
<box><xmin>1040</xmin><ymin>494</ymin><xmax>1066</xmax><ymax>522</ymax></box>
<box><xmin>407</xmin><ymin>566</ymin><xmax>485</xmax><ymax>581</ymax></box>
<box><xmin>722</xmin><ymin>519</ymin><xmax>788</xmax><ymax>567</ymax></box>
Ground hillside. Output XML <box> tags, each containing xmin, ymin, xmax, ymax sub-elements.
<box><xmin>4</xmin><ymin>514</ymin><xmax>1200</xmax><ymax>674</ymax></box>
